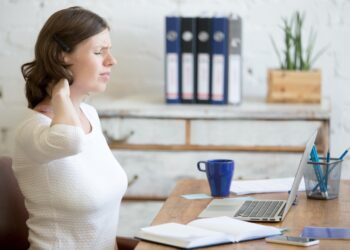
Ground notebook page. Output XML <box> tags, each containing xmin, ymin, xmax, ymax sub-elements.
<box><xmin>140</xmin><ymin>222</ymin><xmax>223</xmax><ymax>240</ymax></box>
<box><xmin>188</xmin><ymin>216</ymin><xmax>281</xmax><ymax>242</ymax></box>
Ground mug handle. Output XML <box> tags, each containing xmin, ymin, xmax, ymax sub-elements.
<box><xmin>197</xmin><ymin>161</ymin><xmax>207</xmax><ymax>172</ymax></box>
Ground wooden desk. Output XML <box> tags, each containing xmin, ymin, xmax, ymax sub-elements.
<box><xmin>135</xmin><ymin>179</ymin><xmax>350</xmax><ymax>250</ymax></box>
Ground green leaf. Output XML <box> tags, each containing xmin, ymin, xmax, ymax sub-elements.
<box><xmin>270</xmin><ymin>10</ymin><xmax>326</xmax><ymax>72</ymax></box>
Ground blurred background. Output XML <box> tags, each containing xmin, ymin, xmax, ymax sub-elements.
<box><xmin>1</xmin><ymin>0</ymin><xmax>349</xmax><ymax>237</ymax></box>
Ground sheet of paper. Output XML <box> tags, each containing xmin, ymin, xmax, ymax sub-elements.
<box><xmin>188</xmin><ymin>216</ymin><xmax>281</xmax><ymax>242</ymax></box>
<box><xmin>181</xmin><ymin>193</ymin><xmax>212</xmax><ymax>200</ymax></box>
<box><xmin>230</xmin><ymin>177</ymin><xmax>305</xmax><ymax>195</ymax></box>
<box><xmin>140</xmin><ymin>223</ymin><xmax>218</xmax><ymax>239</ymax></box>
<box><xmin>137</xmin><ymin>221</ymin><xmax>231</xmax><ymax>248</ymax></box>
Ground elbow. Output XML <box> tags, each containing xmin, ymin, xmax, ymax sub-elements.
<box><xmin>47</xmin><ymin>125</ymin><xmax>85</xmax><ymax>156</ymax></box>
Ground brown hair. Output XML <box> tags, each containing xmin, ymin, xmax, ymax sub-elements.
<box><xmin>21</xmin><ymin>6</ymin><xmax>109</xmax><ymax>108</ymax></box>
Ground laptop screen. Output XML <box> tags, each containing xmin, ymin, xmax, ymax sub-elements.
<box><xmin>282</xmin><ymin>130</ymin><xmax>318</xmax><ymax>219</ymax></box>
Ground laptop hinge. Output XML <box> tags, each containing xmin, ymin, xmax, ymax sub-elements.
<box><xmin>278</xmin><ymin>203</ymin><xmax>286</xmax><ymax>217</ymax></box>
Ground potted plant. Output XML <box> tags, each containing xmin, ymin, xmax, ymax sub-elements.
<box><xmin>267</xmin><ymin>11</ymin><xmax>327</xmax><ymax>103</ymax></box>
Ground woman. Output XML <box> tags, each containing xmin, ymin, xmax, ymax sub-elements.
<box><xmin>13</xmin><ymin>6</ymin><xmax>132</xmax><ymax>250</ymax></box>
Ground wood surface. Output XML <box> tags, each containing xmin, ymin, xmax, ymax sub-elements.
<box><xmin>109</xmin><ymin>144</ymin><xmax>307</xmax><ymax>152</ymax></box>
<box><xmin>95</xmin><ymin>94</ymin><xmax>330</xmax><ymax>120</ymax></box>
<box><xmin>267</xmin><ymin>70</ymin><xmax>321</xmax><ymax>103</ymax></box>
<box><xmin>135</xmin><ymin>179</ymin><xmax>350</xmax><ymax>250</ymax></box>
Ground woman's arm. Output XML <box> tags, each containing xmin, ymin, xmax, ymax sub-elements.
<box><xmin>51</xmin><ymin>79</ymin><xmax>81</xmax><ymax>128</ymax></box>
<box><xmin>15</xmin><ymin>79</ymin><xmax>85</xmax><ymax>163</ymax></box>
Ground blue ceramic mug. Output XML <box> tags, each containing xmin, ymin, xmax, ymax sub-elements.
<box><xmin>197</xmin><ymin>159</ymin><xmax>234</xmax><ymax>197</ymax></box>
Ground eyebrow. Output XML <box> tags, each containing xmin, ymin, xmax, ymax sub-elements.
<box><xmin>93</xmin><ymin>45</ymin><xmax>112</xmax><ymax>50</ymax></box>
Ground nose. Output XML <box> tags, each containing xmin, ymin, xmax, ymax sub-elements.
<box><xmin>105</xmin><ymin>53</ymin><xmax>117</xmax><ymax>67</ymax></box>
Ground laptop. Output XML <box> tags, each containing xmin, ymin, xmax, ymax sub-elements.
<box><xmin>231</xmin><ymin>130</ymin><xmax>318</xmax><ymax>222</ymax></box>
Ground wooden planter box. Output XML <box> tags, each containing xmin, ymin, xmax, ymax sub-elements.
<box><xmin>267</xmin><ymin>69</ymin><xmax>321</xmax><ymax>103</ymax></box>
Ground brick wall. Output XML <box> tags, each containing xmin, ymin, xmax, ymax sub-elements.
<box><xmin>1</xmin><ymin>0</ymin><xmax>350</xmax><ymax>177</ymax></box>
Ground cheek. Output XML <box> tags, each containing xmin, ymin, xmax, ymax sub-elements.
<box><xmin>69</xmin><ymin>59</ymin><xmax>100</xmax><ymax>81</ymax></box>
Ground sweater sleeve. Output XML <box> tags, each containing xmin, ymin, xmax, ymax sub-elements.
<box><xmin>16</xmin><ymin>118</ymin><xmax>85</xmax><ymax>163</ymax></box>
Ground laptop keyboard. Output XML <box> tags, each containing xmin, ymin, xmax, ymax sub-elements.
<box><xmin>235</xmin><ymin>200</ymin><xmax>284</xmax><ymax>218</ymax></box>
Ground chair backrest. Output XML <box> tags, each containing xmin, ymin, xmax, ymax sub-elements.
<box><xmin>0</xmin><ymin>156</ymin><xmax>29</xmax><ymax>250</ymax></box>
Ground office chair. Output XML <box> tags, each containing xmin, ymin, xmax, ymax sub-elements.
<box><xmin>0</xmin><ymin>156</ymin><xmax>29</xmax><ymax>250</ymax></box>
<box><xmin>0</xmin><ymin>156</ymin><xmax>138</xmax><ymax>250</ymax></box>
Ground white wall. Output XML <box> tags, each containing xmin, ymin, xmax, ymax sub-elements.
<box><xmin>1</xmin><ymin>0</ymin><xmax>350</xmax><ymax>176</ymax></box>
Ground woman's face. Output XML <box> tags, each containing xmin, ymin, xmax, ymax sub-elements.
<box><xmin>64</xmin><ymin>28</ymin><xmax>117</xmax><ymax>96</ymax></box>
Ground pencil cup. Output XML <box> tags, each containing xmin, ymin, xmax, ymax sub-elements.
<box><xmin>304</xmin><ymin>157</ymin><xmax>342</xmax><ymax>200</ymax></box>
<box><xmin>197</xmin><ymin>159</ymin><xmax>234</xmax><ymax>197</ymax></box>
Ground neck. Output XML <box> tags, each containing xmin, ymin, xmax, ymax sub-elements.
<box><xmin>40</xmin><ymin>94</ymin><xmax>86</xmax><ymax>114</ymax></box>
<box><xmin>69</xmin><ymin>94</ymin><xmax>84</xmax><ymax>112</ymax></box>
<box><xmin>69</xmin><ymin>86</ymin><xmax>89</xmax><ymax>111</ymax></box>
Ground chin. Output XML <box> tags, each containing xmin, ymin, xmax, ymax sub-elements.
<box><xmin>98</xmin><ymin>84</ymin><xmax>108</xmax><ymax>92</ymax></box>
<box><xmin>94</xmin><ymin>86</ymin><xmax>107</xmax><ymax>93</ymax></box>
<box><xmin>86</xmin><ymin>86</ymin><xmax>106</xmax><ymax>95</ymax></box>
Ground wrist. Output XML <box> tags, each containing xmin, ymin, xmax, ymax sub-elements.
<box><xmin>51</xmin><ymin>91</ymin><xmax>69</xmax><ymax>103</ymax></box>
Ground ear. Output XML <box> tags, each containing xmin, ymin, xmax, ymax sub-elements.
<box><xmin>61</xmin><ymin>52</ymin><xmax>72</xmax><ymax>64</ymax></box>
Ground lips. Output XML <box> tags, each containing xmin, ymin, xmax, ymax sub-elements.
<box><xmin>99</xmin><ymin>72</ymin><xmax>110</xmax><ymax>81</ymax></box>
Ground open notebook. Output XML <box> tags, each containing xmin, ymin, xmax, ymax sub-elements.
<box><xmin>136</xmin><ymin>216</ymin><xmax>281</xmax><ymax>249</ymax></box>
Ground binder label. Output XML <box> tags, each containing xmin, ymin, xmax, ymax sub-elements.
<box><xmin>228</xmin><ymin>55</ymin><xmax>241</xmax><ymax>104</ymax></box>
<box><xmin>166</xmin><ymin>53</ymin><xmax>179</xmax><ymax>99</ymax></box>
<box><xmin>212</xmin><ymin>54</ymin><xmax>224</xmax><ymax>101</ymax></box>
<box><xmin>182</xmin><ymin>53</ymin><xmax>194</xmax><ymax>99</ymax></box>
<box><xmin>197</xmin><ymin>53</ymin><xmax>210</xmax><ymax>100</ymax></box>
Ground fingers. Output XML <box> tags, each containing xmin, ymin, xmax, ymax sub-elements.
<box><xmin>51</xmin><ymin>78</ymin><xmax>70</xmax><ymax>98</ymax></box>
<box><xmin>56</xmin><ymin>78</ymin><xmax>69</xmax><ymax>88</ymax></box>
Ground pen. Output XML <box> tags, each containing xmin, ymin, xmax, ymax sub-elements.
<box><xmin>310</xmin><ymin>145</ymin><xmax>327</xmax><ymax>197</ymax></box>
<box><xmin>315</xmin><ymin>147</ymin><xmax>350</xmax><ymax>195</ymax></box>
<box><xmin>325</xmin><ymin>150</ymin><xmax>330</xmax><ymax>189</ymax></box>
<box><xmin>326</xmin><ymin>150</ymin><xmax>330</xmax><ymax>162</ymax></box>
<box><xmin>339</xmin><ymin>147</ymin><xmax>350</xmax><ymax>160</ymax></box>
<box><xmin>312</xmin><ymin>159</ymin><xmax>340</xmax><ymax>194</ymax></box>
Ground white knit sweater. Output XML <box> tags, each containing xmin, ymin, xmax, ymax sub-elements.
<box><xmin>13</xmin><ymin>103</ymin><xmax>127</xmax><ymax>250</ymax></box>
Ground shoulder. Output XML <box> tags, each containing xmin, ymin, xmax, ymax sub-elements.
<box><xmin>16</xmin><ymin>110</ymin><xmax>50</xmax><ymax>133</ymax></box>
<box><xmin>15</xmin><ymin>111</ymin><xmax>50</xmax><ymax>144</ymax></box>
